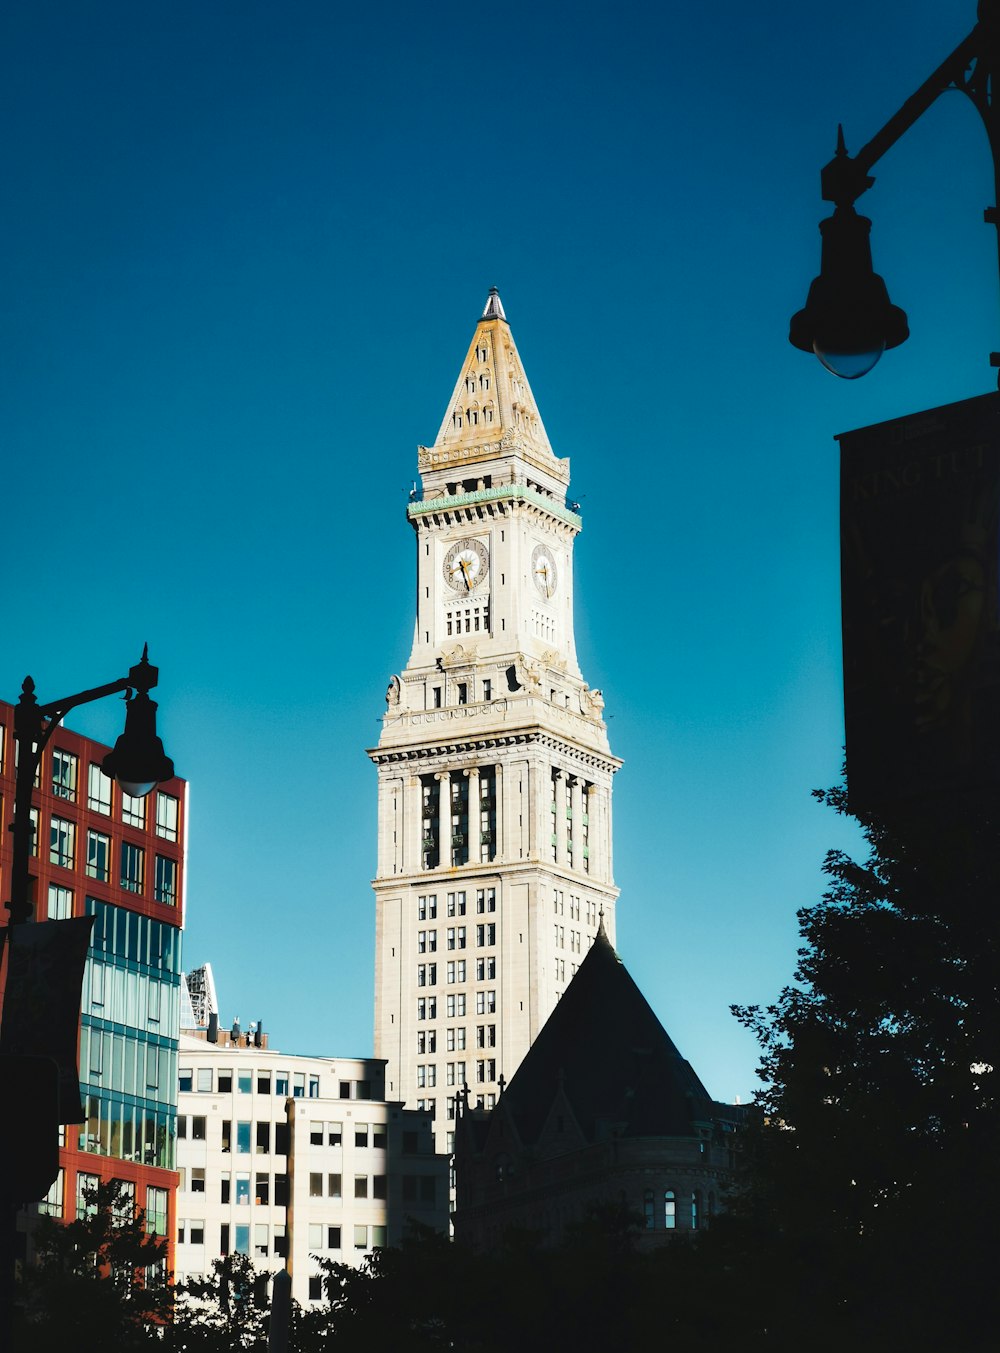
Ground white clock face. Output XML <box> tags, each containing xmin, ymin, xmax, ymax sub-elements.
<box><xmin>531</xmin><ymin>543</ymin><xmax>557</xmax><ymax>598</ymax></box>
<box><xmin>443</xmin><ymin>538</ymin><xmax>489</xmax><ymax>592</ymax></box>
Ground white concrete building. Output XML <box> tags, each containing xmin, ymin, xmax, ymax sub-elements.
<box><xmin>371</xmin><ymin>289</ymin><xmax>621</xmax><ymax>1151</ymax></box>
<box><xmin>174</xmin><ymin>1030</ymin><xmax>447</xmax><ymax>1305</ymax></box>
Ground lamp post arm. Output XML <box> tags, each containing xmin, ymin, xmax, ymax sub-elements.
<box><xmin>5</xmin><ymin>653</ymin><xmax>159</xmax><ymax>929</ymax></box>
<box><xmin>821</xmin><ymin>27</ymin><xmax>982</xmax><ymax>207</ymax></box>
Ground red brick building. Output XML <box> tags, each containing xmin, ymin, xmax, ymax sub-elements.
<box><xmin>0</xmin><ymin>699</ymin><xmax>186</xmax><ymax>1270</ymax></box>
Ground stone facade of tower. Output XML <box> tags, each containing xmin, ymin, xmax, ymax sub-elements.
<box><xmin>370</xmin><ymin>290</ymin><xmax>620</xmax><ymax>1149</ymax></box>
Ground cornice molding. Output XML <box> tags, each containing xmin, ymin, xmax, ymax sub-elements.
<box><xmin>408</xmin><ymin>482</ymin><xmax>581</xmax><ymax>531</ymax></box>
<box><xmin>367</xmin><ymin>728</ymin><xmax>622</xmax><ymax>776</ymax></box>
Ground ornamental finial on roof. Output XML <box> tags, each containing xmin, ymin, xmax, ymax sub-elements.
<box><xmin>481</xmin><ymin>286</ymin><xmax>506</xmax><ymax>321</ymax></box>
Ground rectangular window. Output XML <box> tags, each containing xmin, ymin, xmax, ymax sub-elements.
<box><xmin>88</xmin><ymin>763</ymin><xmax>113</xmax><ymax>815</ymax></box>
<box><xmin>236</xmin><ymin>1121</ymin><xmax>251</xmax><ymax>1153</ymax></box>
<box><xmin>309</xmin><ymin>1173</ymin><xmax>323</xmax><ymax>1198</ymax></box>
<box><xmin>327</xmin><ymin>1226</ymin><xmax>341</xmax><ymax>1249</ymax></box>
<box><xmin>309</xmin><ymin>1223</ymin><xmax>323</xmax><ymax>1250</ymax></box>
<box><xmin>179</xmin><ymin>1068</ymin><xmax>193</xmax><ymax>1093</ymax></box>
<box><xmin>146</xmin><ymin>1186</ymin><xmax>168</xmax><ymax>1236</ymax></box>
<box><xmin>85</xmin><ymin>830</ymin><xmax>110</xmax><ymax>882</ymax></box>
<box><xmin>237</xmin><ymin>1072</ymin><xmax>252</xmax><ymax>1094</ymax></box>
<box><xmin>255</xmin><ymin>1173</ymin><xmax>269</xmax><ymax>1205</ymax></box>
<box><xmin>256</xmin><ymin>1122</ymin><xmax>270</xmax><ymax>1154</ymax></box>
<box><xmin>328</xmin><ymin>1173</ymin><xmax>342</xmax><ymax>1199</ymax></box>
<box><xmin>47</xmin><ymin>884</ymin><xmax>72</xmax><ymax>920</ymax></box>
<box><xmin>327</xmin><ymin>1122</ymin><xmax>342</xmax><ymax>1146</ymax></box>
<box><xmin>254</xmin><ymin>1224</ymin><xmax>268</xmax><ymax>1257</ymax></box>
<box><xmin>39</xmin><ymin>1169</ymin><xmax>64</xmax><ymax>1218</ymax></box>
<box><xmin>50</xmin><ymin>816</ymin><xmax>75</xmax><ymax>869</ymax></box>
<box><xmin>197</xmin><ymin>1068</ymin><xmax>213</xmax><ymax>1092</ymax></box>
<box><xmin>310</xmin><ymin>1122</ymin><xmax>323</xmax><ymax>1146</ymax></box>
<box><xmin>235</xmin><ymin>1224</ymin><xmax>250</xmax><ymax>1256</ymax></box>
<box><xmin>293</xmin><ymin>1072</ymin><xmax>305</xmax><ymax>1099</ymax></box>
<box><xmin>155</xmin><ymin>791</ymin><xmax>178</xmax><ymax>840</ymax></box>
<box><xmin>275</xmin><ymin>1071</ymin><xmax>288</xmax><ymax>1096</ymax></box>
<box><xmin>121</xmin><ymin>792</ymin><xmax>146</xmax><ymax>828</ymax></box>
<box><xmin>354</xmin><ymin>1175</ymin><xmax>368</xmax><ymax>1199</ymax></box>
<box><xmin>154</xmin><ymin>855</ymin><xmax>177</xmax><ymax>905</ymax></box>
<box><xmin>257</xmin><ymin>1072</ymin><xmax>271</xmax><ymax>1094</ymax></box>
<box><xmin>192</xmin><ymin>1116</ymin><xmax>206</xmax><ymax>1141</ymax></box>
<box><xmin>51</xmin><ymin>749</ymin><xmax>77</xmax><ymax>801</ymax></box>
<box><xmin>355</xmin><ymin>1124</ymin><xmax>369</xmax><ymax>1148</ymax></box>
<box><xmin>120</xmin><ymin>841</ymin><xmax>144</xmax><ymax>894</ymax></box>
<box><xmin>417</xmin><ymin>894</ymin><xmax>438</xmax><ymax>920</ymax></box>
<box><xmin>354</xmin><ymin>1226</ymin><xmax>367</xmax><ymax>1251</ymax></box>
<box><xmin>218</xmin><ymin>1070</ymin><xmax>233</xmax><ymax>1093</ymax></box>
<box><xmin>235</xmin><ymin>1174</ymin><xmax>250</xmax><ymax>1205</ymax></box>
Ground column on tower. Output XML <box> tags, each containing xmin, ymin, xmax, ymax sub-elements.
<box><xmin>465</xmin><ymin>766</ymin><xmax>480</xmax><ymax>865</ymax></box>
<box><xmin>493</xmin><ymin>763</ymin><xmax>503</xmax><ymax>862</ymax></box>
<box><xmin>526</xmin><ymin>760</ymin><xmax>538</xmax><ymax>858</ymax></box>
<box><xmin>407</xmin><ymin>773</ymin><xmax>423</xmax><ymax>873</ymax></box>
<box><xmin>583</xmin><ymin>781</ymin><xmax>596</xmax><ymax>877</ymax></box>
<box><xmin>436</xmin><ymin>771</ymin><xmax>450</xmax><ymax>870</ymax></box>
<box><xmin>554</xmin><ymin>768</ymin><xmax>568</xmax><ymax>864</ymax></box>
<box><xmin>570</xmin><ymin>775</ymin><xmax>583</xmax><ymax>870</ymax></box>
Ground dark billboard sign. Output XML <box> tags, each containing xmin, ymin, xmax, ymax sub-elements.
<box><xmin>838</xmin><ymin>393</ymin><xmax>1000</xmax><ymax>811</ymax></box>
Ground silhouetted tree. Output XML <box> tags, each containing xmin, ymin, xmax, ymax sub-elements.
<box><xmin>733</xmin><ymin>785</ymin><xmax>1000</xmax><ymax>1352</ymax></box>
<box><xmin>167</xmin><ymin>1252</ymin><xmax>294</xmax><ymax>1353</ymax></box>
<box><xmin>15</xmin><ymin>1178</ymin><xmax>169</xmax><ymax>1353</ymax></box>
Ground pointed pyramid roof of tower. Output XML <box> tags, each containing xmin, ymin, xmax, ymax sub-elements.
<box><xmin>481</xmin><ymin>286</ymin><xmax>506</xmax><ymax>320</ymax></box>
<box><xmin>497</xmin><ymin>924</ymin><xmax>719</xmax><ymax>1145</ymax></box>
<box><xmin>421</xmin><ymin>288</ymin><xmax>565</xmax><ymax>483</ymax></box>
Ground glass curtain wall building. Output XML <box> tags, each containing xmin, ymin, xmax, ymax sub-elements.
<box><xmin>0</xmin><ymin>702</ymin><xmax>187</xmax><ymax>1271</ymax></box>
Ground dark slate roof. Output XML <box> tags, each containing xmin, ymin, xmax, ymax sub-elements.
<box><xmin>500</xmin><ymin>922</ymin><xmax>719</xmax><ymax>1145</ymax></box>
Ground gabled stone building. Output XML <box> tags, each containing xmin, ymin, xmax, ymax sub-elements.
<box><xmin>453</xmin><ymin>920</ymin><xmax>751</xmax><ymax>1249</ymax></box>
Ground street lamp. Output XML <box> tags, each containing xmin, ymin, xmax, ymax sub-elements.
<box><xmin>6</xmin><ymin>644</ymin><xmax>173</xmax><ymax>928</ymax></box>
<box><xmin>0</xmin><ymin>646</ymin><xmax>174</xmax><ymax>1343</ymax></box>
<box><xmin>790</xmin><ymin>2</ymin><xmax>1000</xmax><ymax>378</ymax></box>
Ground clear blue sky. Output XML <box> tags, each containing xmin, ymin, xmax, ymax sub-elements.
<box><xmin>2</xmin><ymin>2</ymin><xmax>994</xmax><ymax>1102</ymax></box>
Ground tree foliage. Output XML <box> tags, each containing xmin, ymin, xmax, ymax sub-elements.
<box><xmin>167</xmin><ymin>1253</ymin><xmax>280</xmax><ymax>1353</ymax></box>
<box><xmin>732</xmin><ymin>785</ymin><xmax>1000</xmax><ymax>1351</ymax></box>
<box><xmin>15</xmin><ymin>1178</ymin><xmax>169</xmax><ymax>1353</ymax></box>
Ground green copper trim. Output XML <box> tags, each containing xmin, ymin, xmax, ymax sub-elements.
<box><xmin>408</xmin><ymin>483</ymin><xmax>582</xmax><ymax>528</ymax></box>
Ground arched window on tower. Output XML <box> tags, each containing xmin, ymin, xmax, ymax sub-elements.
<box><xmin>452</xmin><ymin>409</ymin><xmax>463</xmax><ymax>429</ymax></box>
<box><xmin>691</xmin><ymin>1190</ymin><xmax>701</xmax><ymax>1230</ymax></box>
<box><xmin>664</xmin><ymin>1190</ymin><xmax>676</xmax><ymax>1230</ymax></box>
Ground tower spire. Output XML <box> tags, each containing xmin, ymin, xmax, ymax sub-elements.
<box><xmin>481</xmin><ymin>286</ymin><xmax>506</xmax><ymax>321</ymax></box>
<box><xmin>426</xmin><ymin>285</ymin><xmax>559</xmax><ymax>476</ymax></box>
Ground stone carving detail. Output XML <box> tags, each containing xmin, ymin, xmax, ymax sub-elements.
<box><xmin>441</xmin><ymin>643</ymin><xmax>478</xmax><ymax>668</ymax></box>
<box><xmin>580</xmin><ymin>687</ymin><xmax>605</xmax><ymax>717</ymax></box>
<box><xmin>386</xmin><ymin>675</ymin><xmax>401</xmax><ymax>707</ymax></box>
<box><xmin>515</xmin><ymin>655</ymin><xmax>542</xmax><ymax>691</ymax></box>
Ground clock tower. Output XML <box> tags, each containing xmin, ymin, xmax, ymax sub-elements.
<box><xmin>370</xmin><ymin>289</ymin><xmax>621</xmax><ymax>1148</ymax></box>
